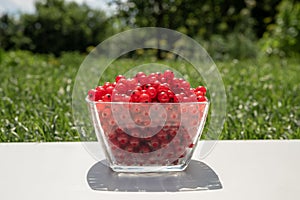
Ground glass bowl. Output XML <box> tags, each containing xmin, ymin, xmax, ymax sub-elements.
<box><xmin>86</xmin><ymin>98</ymin><xmax>209</xmax><ymax>172</ymax></box>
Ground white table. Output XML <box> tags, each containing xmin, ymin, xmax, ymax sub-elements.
<box><xmin>0</xmin><ymin>140</ymin><xmax>299</xmax><ymax>200</ymax></box>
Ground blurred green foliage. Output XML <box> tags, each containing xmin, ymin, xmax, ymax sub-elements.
<box><xmin>0</xmin><ymin>0</ymin><xmax>110</xmax><ymax>55</ymax></box>
<box><xmin>0</xmin><ymin>0</ymin><xmax>299</xmax><ymax>58</ymax></box>
<box><xmin>110</xmin><ymin>0</ymin><xmax>288</xmax><ymax>59</ymax></box>
<box><xmin>260</xmin><ymin>0</ymin><xmax>300</xmax><ymax>56</ymax></box>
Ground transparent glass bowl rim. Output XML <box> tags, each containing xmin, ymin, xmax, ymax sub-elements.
<box><xmin>85</xmin><ymin>96</ymin><xmax>210</xmax><ymax>105</ymax></box>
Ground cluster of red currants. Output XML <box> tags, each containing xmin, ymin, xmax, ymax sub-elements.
<box><xmin>87</xmin><ymin>70</ymin><xmax>207</xmax><ymax>103</ymax></box>
<box><xmin>87</xmin><ymin>70</ymin><xmax>208</xmax><ymax>166</ymax></box>
<box><xmin>97</xmin><ymin>103</ymin><xmax>203</xmax><ymax>166</ymax></box>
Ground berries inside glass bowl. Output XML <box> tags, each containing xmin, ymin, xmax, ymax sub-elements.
<box><xmin>86</xmin><ymin>70</ymin><xmax>209</xmax><ymax>171</ymax></box>
<box><xmin>87</xmin><ymin>70</ymin><xmax>207</xmax><ymax>103</ymax></box>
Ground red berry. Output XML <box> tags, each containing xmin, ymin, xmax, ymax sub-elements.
<box><xmin>164</xmin><ymin>70</ymin><xmax>174</xmax><ymax>80</ymax></box>
<box><xmin>157</xmin><ymin>91</ymin><xmax>169</xmax><ymax>103</ymax></box>
<box><xmin>135</xmin><ymin>85</ymin><xmax>143</xmax><ymax>91</ymax></box>
<box><xmin>134</xmin><ymin>115</ymin><xmax>143</xmax><ymax>125</ymax></box>
<box><xmin>135</xmin><ymin>72</ymin><xmax>146</xmax><ymax>78</ymax></box>
<box><xmin>115</xmin><ymin>75</ymin><xmax>125</xmax><ymax>83</ymax></box>
<box><xmin>160</xmin><ymin>77</ymin><xmax>167</xmax><ymax>83</ymax></box>
<box><xmin>117</xmin><ymin>133</ymin><xmax>129</xmax><ymax>145</ymax></box>
<box><xmin>101</xmin><ymin>108</ymin><xmax>111</xmax><ymax>119</ymax></box>
<box><xmin>131</xmin><ymin>89</ymin><xmax>141</xmax><ymax>102</ymax></box>
<box><xmin>126</xmin><ymin>145</ymin><xmax>135</xmax><ymax>152</ymax></box>
<box><xmin>115</xmin><ymin>82</ymin><xmax>127</xmax><ymax>94</ymax></box>
<box><xmin>102</xmin><ymin>94</ymin><xmax>111</xmax><ymax>102</ymax></box>
<box><xmin>166</xmin><ymin>90</ymin><xmax>175</xmax><ymax>102</ymax></box>
<box><xmin>143</xmin><ymin>83</ymin><xmax>151</xmax><ymax>89</ymax></box>
<box><xmin>103</xmin><ymin>82</ymin><xmax>112</xmax><ymax>89</ymax></box>
<box><xmin>88</xmin><ymin>89</ymin><xmax>96</xmax><ymax>100</ymax></box>
<box><xmin>123</xmin><ymin>95</ymin><xmax>130</xmax><ymax>102</ymax></box>
<box><xmin>127</xmin><ymin>78</ymin><xmax>137</xmax><ymax>88</ymax></box>
<box><xmin>168</xmin><ymin>129</ymin><xmax>177</xmax><ymax>137</ymax></box>
<box><xmin>139</xmin><ymin>93</ymin><xmax>150</xmax><ymax>103</ymax></box>
<box><xmin>155</xmin><ymin>72</ymin><xmax>163</xmax><ymax>79</ymax></box>
<box><xmin>112</xmin><ymin>93</ymin><xmax>123</xmax><ymax>102</ymax></box>
<box><xmin>129</xmin><ymin>138</ymin><xmax>140</xmax><ymax>147</ymax></box>
<box><xmin>195</xmin><ymin>86</ymin><xmax>207</xmax><ymax>95</ymax></box>
<box><xmin>139</xmin><ymin>145</ymin><xmax>150</xmax><ymax>153</ymax></box>
<box><xmin>148</xmin><ymin>72</ymin><xmax>156</xmax><ymax>78</ymax></box>
<box><xmin>157</xmin><ymin>130</ymin><xmax>168</xmax><ymax>141</ymax></box>
<box><xmin>107</xmin><ymin>131</ymin><xmax>117</xmax><ymax>140</ymax></box>
<box><xmin>138</xmin><ymin>75</ymin><xmax>148</xmax><ymax>85</ymax></box>
<box><xmin>148</xmin><ymin>76</ymin><xmax>157</xmax><ymax>83</ymax></box>
<box><xmin>197</xmin><ymin>95</ymin><xmax>207</xmax><ymax>102</ymax></box>
<box><xmin>152</xmin><ymin>80</ymin><xmax>161</xmax><ymax>88</ymax></box>
<box><xmin>146</xmin><ymin>86</ymin><xmax>157</xmax><ymax>99</ymax></box>
<box><xmin>195</xmin><ymin>90</ymin><xmax>205</xmax><ymax>97</ymax></box>
<box><xmin>96</xmin><ymin>86</ymin><xmax>106</xmax><ymax>94</ymax></box>
<box><xmin>171</xmin><ymin>78</ymin><xmax>180</xmax><ymax>89</ymax></box>
<box><xmin>105</xmin><ymin>85</ymin><xmax>114</xmax><ymax>95</ymax></box>
<box><xmin>150</xmin><ymin>138</ymin><xmax>160</xmax><ymax>149</ymax></box>
<box><xmin>169</xmin><ymin>111</ymin><xmax>178</xmax><ymax>120</ymax></box>
<box><xmin>174</xmin><ymin>94</ymin><xmax>182</xmax><ymax>102</ymax></box>
<box><xmin>157</xmin><ymin>83</ymin><xmax>170</xmax><ymax>93</ymax></box>
<box><xmin>141</xmin><ymin>89</ymin><xmax>147</xmax><ymax>93</ymax></box>
<box><xmin>130</xmin><ymin>104</ymin><xmax>141</xmax><ymax>113</ymax></box>
<box><xmin>181</xmin><ymin>80</ymin><xmax>190</xmax><ymax>90</ymax></box>
<box><xmin>126</xmin><ymin>89</ymin><xmax>133</xmax><ymax>96</ymax></box>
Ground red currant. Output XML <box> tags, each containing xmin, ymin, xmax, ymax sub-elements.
<box><xmin>115</xmin><ymin>75</ymin><xmax>125</xmax><ymax>83</ymax></box>
<box><xmin>129</xmin><ymin>138</ymin><xmax>140</xmax><ymax>147</ymax></box>
<box><xmin>101</xmin><ymin>108</ymin><xmax>111</xmax><ymax>119</ymax></box>
<box><xmin>139</xmin><ymin>93</ymin><xmax>150</xmax><ymax>103</ymax></box>
<box><xmin>195</xmin><ymin>90</ymin><xmax>205</xmax><ymax>97</ymax></box>
<box><xmin>157</xmin><ymin>130</ymin><xmax>168</xmax><ymax>141</ymax></box>
<box><xmin>157</xmin><ymin>91</ymin><xmax>169</xmax><ymax>103</ymax></box>
<box><xmin>164</xmin><ymin>69</ymin><xmax>174</xmax><ymax>80</ymax></box>
<box><xmin>102</xmin><ymin>93</ymin><xmax>111</xmax><ymax>102</ymax></box>
<box><xmin>195</xmin><ymin>86</ymin><xmax>207</xmax><ymax>95</ymax></box>
<box><xmin>181</xmin><ymin>80</ymin><xmax>190</xmax><ymax>90</ymax></box>
<box><xmin>88</xmin><ymin>70</ymin><xmax>210</xmax><ymax>166</ymax></box>
<box><xmin>135</xmin><ymin>72</ymin><xmax>146</xmax><ymax>78</ymax></box>
<box><xmin>105</xmin><ymin>85</ymin><xmax>114</xmax><ymax>95</ymax></box>
<box><xmin>115</xmin><ymin>82</ymin><xmax>127</xmax><ymax>94</ymax></box>
<box><xmin>139</xmin><ymin>145</ymin><xmax>150</xmax><ymax>153</ymax></box>
<box><xmin>150</xmin><ymin>138</ymin><xmax>160</xmax><ymax>149</ymax></box>
<box><xmin>130</xmin><ymin>89</ymin><xmax>141</xmax><ymax>102</ymax></box>
<box><xmin>117</xmin><ymin>133</ymin><xmax>129</xmax><ymax>145</ymax></box>
<box><xmin>88</xmin><ymin>89</ymin><xmax>96</xmax><ymax>100</ymax></box>
<box><xmin>157</xmin><ymin>83</ymin><xmax>170</xmax><ymax>93</ymax></box>
<box><xmin>146</xmin><ymin>86</ymin><xmax>157</xmax><ymax>99</ymax></box>
<box><xmin>103</xmin><ymin>82</ymin><xmax>112</xmax><ymax>89</ymax></box>
<box><xmin>197</xmin><ymin>95</ymin><xmax>207</xmax><ymax>102</ymax></box>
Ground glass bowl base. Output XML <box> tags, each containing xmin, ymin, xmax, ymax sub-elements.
<box><xmin>110</xmin><ymin>162</ymin><xmax>190</xmax><ymax>173</ymax></box>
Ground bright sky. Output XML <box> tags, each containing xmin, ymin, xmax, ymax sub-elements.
<box><xmin>0</xmin><ymin>0</ymin><xmax>113</xmax><ymax>15</ymax></box>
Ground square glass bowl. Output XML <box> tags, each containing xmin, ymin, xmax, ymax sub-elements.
<box><xmin>86</xmin><ymin>98</ymin><xmax>209</xmax><ymax>172</ymax></box>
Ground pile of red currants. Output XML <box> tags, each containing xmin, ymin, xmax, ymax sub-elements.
<box><xmin>88</xmin><ymin>70</ymin><xmax>207</xmax><ymax>103</ymax></box>
<box><xmin>87</xmin><ymin>70</ymin><xmax>209</xmax><ymax>166</ymax></box>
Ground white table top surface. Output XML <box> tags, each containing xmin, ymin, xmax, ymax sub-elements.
<box><xmin>0</xmin><ymin>140</ymin><xmax>299</xmax><ymax>200</ymax></box>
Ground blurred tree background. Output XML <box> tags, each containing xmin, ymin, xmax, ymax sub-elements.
<box><xmin>0</xmin><ymin>0</ymin><xmax>299</xmax><ymax>58</ymax></box>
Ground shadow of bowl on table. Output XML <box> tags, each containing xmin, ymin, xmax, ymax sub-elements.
<box><xmin>87</xmin><ymin>160</ymin><xmax>222</xmax><ymax>192</ymax></box>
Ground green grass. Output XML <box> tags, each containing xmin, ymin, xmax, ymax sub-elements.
<box><xmin>218</xmin><ymin>57</ymin><xmax>300</xmax><ymax>139</ymax></box>
<box><xmin>0</xmin><ymin>50</ymin><xmax>299</xmax><ymax>142</ymax></box>
<box><xmin>0</xmin><ymin>51</ymin><xmax>82</xmax><ymax>142</ymax></box>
